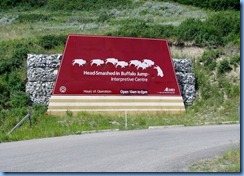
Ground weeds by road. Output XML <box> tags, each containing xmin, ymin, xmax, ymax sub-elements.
<box><xmin>0</xmin><ymin>101</ymin><xmax>239</xmax><ymax>142</ymax></box>
<box><xmin>189</xmin><ymin>146</ymin><xmax>240</xmax><ymax>172</ymax></box>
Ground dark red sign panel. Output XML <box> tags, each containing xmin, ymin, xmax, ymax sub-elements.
<box><xmin>53</xmin><ymin>35</ymin><xmax>181</xmax><ymax>96</ymax></box>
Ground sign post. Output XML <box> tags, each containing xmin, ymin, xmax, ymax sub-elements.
<box><xmin>47</xmin><ymin>35</ymin><xmax>185</xmax><ymax>115</ymax></box>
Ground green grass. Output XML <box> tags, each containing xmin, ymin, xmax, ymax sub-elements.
<box><xmin>0</xmin><ymin>112</ymin><xmax>201</xmax><ymax>142</ymax></box>
<box><xmin>1</xmin><ymin>96</ymin><xmax>239</xmax><ymax>142</ymax></box>
<box><xmin>189</xmin><ymin>146</ymin><xmax>240</xmax><ymax>172</ymax></box>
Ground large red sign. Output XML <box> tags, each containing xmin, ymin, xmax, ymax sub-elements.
<box><xmin>53</xmin><ymin>35</ymin><xmax>181</xmax><ymax>96</ymax></box>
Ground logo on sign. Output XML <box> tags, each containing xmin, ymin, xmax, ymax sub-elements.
<box><xmin>164</xmin><ymin>87</ymin><xmax>175</xmax><ymax>93</ymax></box>
<box><xmin>59</xmin><ymin>86</ymin><xmax>67</xmax><ymax>93</ymax></box>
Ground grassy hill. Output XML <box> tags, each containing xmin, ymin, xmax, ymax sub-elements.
<box><xmin>0</xmin><ymin>0</ymin><xmax>240</xmax><ymax>142</ymax></box>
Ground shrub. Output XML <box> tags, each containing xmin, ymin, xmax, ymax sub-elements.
<box><xmin>176</xmin><ymin>18</ymin><xmax>223</xmax><ymax>47</ymax></box>
<box><xmin>0</xmin><ymin>68</ymin><xmax>27</xmax><ymax>108</ymax></box>
<box><xmin>195</xmin><ymin>27</ymin><xmax>222</xmax><ymax>47</ymax></box>
<box><xmin>0</xmin><ymin>40</ymin><xmax>34</xmax><ymax>73</ymax></box>
<box><xmin>218</xmin><ymin>59</ymin><xmax>232</xmax><ymax>74</ymax></box>
<box><xmin>109</xmin><ymin>10</ymin><xmax>239</xmax><ymax>48</ymax></box>
<box><xmin>199</xmin><ymin>50</ymin><xmax>223</xmax><ymax>70</ymax></box>
<box><xmin>175</xmin><ymin>11</ymin><xmax>239</xmax><ymax>47</ymax></box>
<box><xmin>9</xmin><ymin>91</ymin><xmax>30</xmax><ymax>108</ymax></box>
<box><xmin>230</xmin><ymin>55</ymin><xmax>240</xmax><ymax>68</ymax></box>
<box><xmin>46</xmin><ymin>0</ymin><xmax>131</xmax><ymax>11</ymax></box>
<box><xmin>206</xmin><ymin>11</ymin><xmax>240</xmax><ymax>38</ymax></box>
<box><xmin>38</xmin><ymin>35</ymin><xmax>67</xmax><ymax>50</ymax></box>
<box><xmin>8</xmin><ymin>70</ymin><xmax>26</xmax><ymax>90</ymax></box>
<box><xmin>0</xmin><ymin>78</ymin><xmax>9</xmax><ymax>108</ymax></box>
<box><xmin>0</xmin><ymin>59</ymin><xmax>13</xmax><ymax>74</ymax></box>
<box><xmin>176</xmin><ymin>18</ymin><xmax>203</xmax><ymax>41</ymax></box>
<box><xmin>66</xmin><ymin>110</ymin><xmax>73</xmax><ymax>117</ymax></box>
<box><xmin>164</xmin><ymin>0</ymin><xmax>240</xmax><ymax>11</ymax></box>
<box><xmin>97</xmin><ymin>12</ymin><xmax>111</xmax><ymax>23</ymax></box>
<box><xmin>0</xmin><ymin>37</ymin><xmax>63</xmax><ymax>109</ymax></box>
<box><xmin>0</xmin><ymin>0</ymin><xmax>46</xmax><ymax>9</ymax></box>
<box><xmin>107</xmin><ymin>21</ymin><xmax>175</xmax><ymax>39</ymax></box>
<box><xmin>12</xmin><ymin>47</ymin><xmax>29</xmax><ymax>67</ymax></box>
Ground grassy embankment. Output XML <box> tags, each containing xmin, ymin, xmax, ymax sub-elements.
<box><xmin>189</xmin><ymin>146</ymin><xmax>240</xmax><ymax>172</ymax></box>
<box><xmin>0</xmin><ymin>0</ymin><xmax>240</xmax><ymax>143</ymax></box>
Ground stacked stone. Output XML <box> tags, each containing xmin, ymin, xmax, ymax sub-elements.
<box><xmin>173</xmin><ymin>58</ymin><xmax>196</xmax><ymax>105</ymax></box>
<box><xmin>26</xmin><ymin>55</ymin><xmax>196</xmax><ymax>106</ymax></box>
<box><xmin>26</xmin><ymin>54</ymin><xmax>62</xmax><ymax>104</ymax></box>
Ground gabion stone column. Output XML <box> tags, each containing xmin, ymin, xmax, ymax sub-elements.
<box><xmin>173</xmin><ymin>59</ymin><xmax>196</xmax><ymax>105</ymax></box>
<box><xmin>26</xmin><ymin>54</ymin><xmax>62</xmax><ymax>105</ymax></box>
<box><xmin>26</xmin><ymin>54</ymin><xmax>196</xmax><ymax>106</ymax></box>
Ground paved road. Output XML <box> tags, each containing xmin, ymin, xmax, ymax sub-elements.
<box><xmin>0</xmin><ymin>124</ymin><xmax>240</xmax><ymax>172</ymax></box>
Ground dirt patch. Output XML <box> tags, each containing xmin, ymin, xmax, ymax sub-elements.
<box><xmin>170</xmin><ymin>46</ymin><xmax>205</xmax><ymax>59</ymax></box>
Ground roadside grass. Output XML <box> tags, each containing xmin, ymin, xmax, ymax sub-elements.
<box><xmin>189</xmin><ymin>146</ymin><xmax>240</xmax><ymax>172</ymax></box>
<box><xmin>0</xmin><ymin>95</ymin><xmax>239</xmax><ymax>143</ymax></box>
<box><xmin>0</xmin><ymin>112</ymin><xmax>200</xmax><ymax>142</ymax></box>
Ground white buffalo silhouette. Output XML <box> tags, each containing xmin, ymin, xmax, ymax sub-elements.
<box><xmin>129</xmin><ymin>60</ymin><xmax>141</xmax><ymax>67</ymax></box>
<box><xmin>116</xmin><ymin>61</ymin><xmax>128</xmax><ymax>68</ymax></box>
<box><xmin>143</xmin><ymin>59</ymin><xmax>154</xmax><ymax>67</ymax></box>
<box><xmin>72</xmin><ymin>59</ymin><xmax>86</xmax><ymax>66</ymax></box>
<box><xmin>154</xmin><ymin>65</ymin><xmax>164</xmax><ymax>77</ymax></box>
<box><xmin>91</xmin><ymin>59</ymin><xmax>104</xmax><ymax>66</ymax></box>
<box><xmin>105</xmin><ymin>58</ymin><xmax>118</xmax><ymax>65</ymax></box>
<box><xmin>137</xmin><ymin>62</ymin><xmax>150</xmax><ymax>70</ymax></box>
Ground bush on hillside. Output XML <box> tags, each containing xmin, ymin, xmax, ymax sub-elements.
<box><xmin>175</xmin><ymin>18</ymin><xmax>202</xmax><ymax>41</ymax></box>
<box><xmin>0</xmin><ymin>36</ymin><xmax>67</xmax><ymax>109</ymax></box>
<box><xmin>0</xmin><ymin>0</ymin><xmax>131</xmax><ymax>10</ymax></box>
<box><xmin>165</xmin><ymin>0</ymin><xmax>240</xmax><ymax>11</ymax></box>
<box><xmin>109</xmin><ymin>11</ymin><xmax>239</xmax><ymax>48</ymax></box>
<box><xmin>177</xmin><ymin>11</ymin><xmax>239</xmax><ymax>47</ymax></box>
<box><xmin>107</xmin><ymin>21</ymin><xmax>175</xmax><ymax>39</ymax></box>
<box><xmin>206</xmin><ymin>11</ymin><xmax>240</xmax><ymax>37</ymax></box>
<box><xmin>0</xmin><ymin>78</ymin><xmax>9</xmax><ymax>108</ymax></box>
<box><xmin>0</xmin><ymin>69</ymin><xmax>27</xmax><ymax>108</ymax></box>
<box><xmin>199</xmin><ymin>50</ymin><xmax>223</xmax><ymax>71</ymax></box>
<box><xmin>218</xmin><ymin>59</ymin><xmax>232</xmax><ymax>75</ymax></box>
<box><xmin>0</xmin><ymin>41</ymin><xmax>32</xmax><ymax>73</ymax></box>
<box><xmin>0</xmin><ymin>0</ymin><xmax>45</xmax><ymax>9</ymax></box>
<box><xmin>9</xmin><ymin>91</ymin><xmax>30</xmax><ymax>108</ymax></box>
<box><xmin>176</xmin><ymin>18</ymin><xmax>222</xmax><ymax>47</ymax></box>
<box><xmin>0</xmin><ymin>0</ymin><xmax>239</xmax><ymax>11</ymax></box>
<box><xmin>46</xmin><ymin>0</ymin><xmax>131</xmax><ymax>11</ymax></box>
<box><xmin>38</xmin><ymin>35</ymin><xmax>67</xmax><ymax>50</ymax></box>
